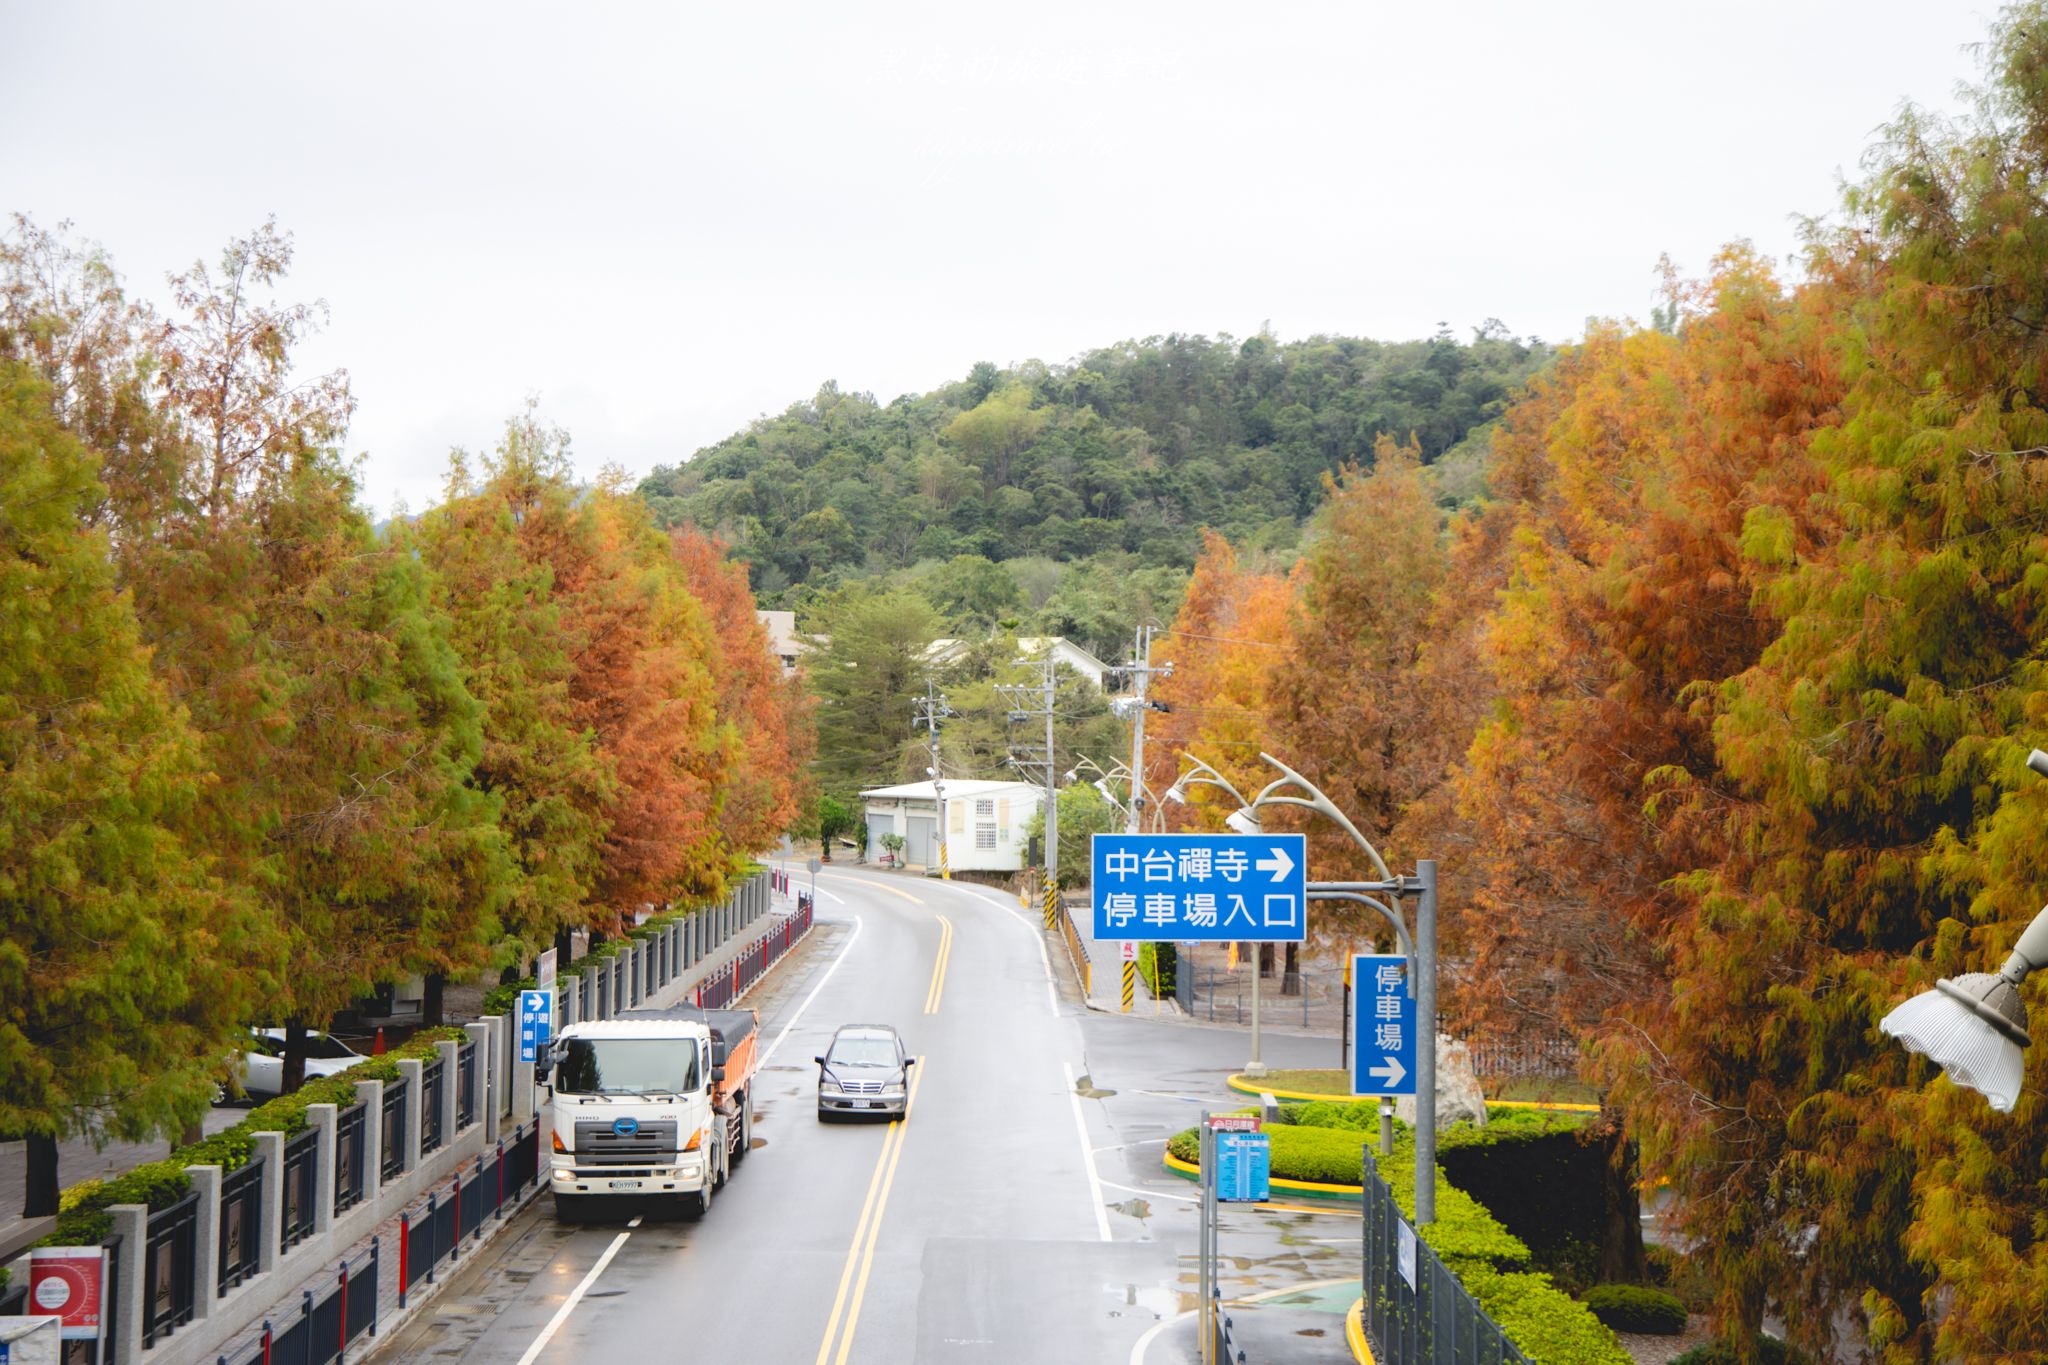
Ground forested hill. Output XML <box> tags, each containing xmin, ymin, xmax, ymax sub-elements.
<box><xmin>637</xmin><ymin>327</ymin><xmax>1554</xmax><ymax>603</ymax></box>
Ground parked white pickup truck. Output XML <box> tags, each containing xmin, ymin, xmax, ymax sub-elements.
<box><xmin>545</xmin><ymin>1007</ymin><xmax>758</xmax><ymax>1220</ymax></box>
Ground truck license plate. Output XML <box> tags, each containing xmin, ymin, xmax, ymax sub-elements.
<box><xmin>609</xmin><ymin>1179</ymin><xmax>642</xmax><ymax>1190</ymax></box>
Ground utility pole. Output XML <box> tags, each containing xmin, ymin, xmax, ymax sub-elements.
<box><xmin>1113</xmin><ymin>627</ymin><xmax>1172</xmax><ymax>834</ymax></box>
<box><xmin>999</xmin><ymin>653</ymin><xmax>1061</xmax><ymax>928</ymax></box>
<box><xmin>913</xmin><ymin>678</ymin><xmax>954</xmax><ymax>878</ymax></box>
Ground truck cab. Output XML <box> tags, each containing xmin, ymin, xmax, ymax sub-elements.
<box><xmin>545</xmin><ymin>1008</ymin><xmax>756</xmax><ymax>1219</ymax></box>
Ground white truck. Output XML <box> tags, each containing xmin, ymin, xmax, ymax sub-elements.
<box><xmin>544</xmin><ymin>1006</ymin><xmax>759</xmax><ymax>1220</ymax></box>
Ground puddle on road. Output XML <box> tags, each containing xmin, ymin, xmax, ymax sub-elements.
<box><xmin>749</xmin><ymin>1137</ymin><xmax>768</xmax><ymax>1150</ymax></box>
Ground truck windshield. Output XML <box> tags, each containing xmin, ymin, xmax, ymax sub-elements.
<box><xmin>555</xmin><ymin>1039</ymin><xmax>698</xmax><ymax>1095</ymax></box>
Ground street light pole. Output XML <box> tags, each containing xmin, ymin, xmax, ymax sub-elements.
<box><xmin>1172</xmin><ymin>749</ymin><xmax>1442</xmax><ymax>1224</ymax></box>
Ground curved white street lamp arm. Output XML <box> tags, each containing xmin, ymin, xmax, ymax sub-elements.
<box><xmin>1251</xmin><ymin>752</ymin><xmax>1394</xmax><ymax>883</ymax></box>
<box><xmin>1305</xmin><ymin>891</ymin><xmax>1412</xmax><ymax>958</ymax></box>
<box><xmin>1174</xmin><ymin>753</ymin><xmax>1255</xmax><ymax>812</ymax></box>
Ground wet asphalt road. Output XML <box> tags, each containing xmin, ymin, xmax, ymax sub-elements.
<box><xmin>372</xmin><ymin>869</ymin><xmax>1359</xmax><ymax>1365</ymax></box>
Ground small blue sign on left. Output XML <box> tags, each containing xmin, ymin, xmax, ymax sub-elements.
<box><xmin>518</xmin><ymin>989</ymin><xmax>553</xmax><ymax>1064</ymax></box>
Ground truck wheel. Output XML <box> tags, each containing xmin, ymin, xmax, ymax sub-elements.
<box><xmin>687</xmin><ymin>1175</ymin><xmax>713</xmax><ymax>1219</ymax></box>
<box><xmin>554</xmin><ymin>1192</ymin><xmax>588</xmax><ymax>1223</ymax></box>
<box><xmin>714</xmin><ymin>1122</ymin><xmax>729</xmax><ymax>1189</ymax></box>
<box><xmin>731</xmin><ymin>1089</ymin><xmax>751</xmax><ymax>1167</ymax></box>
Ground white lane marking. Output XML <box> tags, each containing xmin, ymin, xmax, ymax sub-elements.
<box><xmin>1062</xmin><ymin>1060</ymin><xmax>1114</xmax><ymax>1243</ymax></box>
<box><xmin>759</xmin><ymin>915</ymin><xmax>865</xmax><ymax>1070</ymax></box>
<box><xmin>1100</xmin><ymin>1178</ymin><xmax>1196</xmax><ymax>1203</ymax></box>
<box><xmin>1094</xmin><ymin>1138</ymin><xmax>1167</xmax><ymax>1153</ymax></box>
<box><xmin>515</xmin><ymin>1214</ymin><xmax>643</xmax><ymax>1365</ymax></box>
<box><xmin>946</xmin><ymin>883</ymin><xmax>1060</xmax><ymax>1017</ymax></box>
<box><xmin>1130</xmin><ymin>1311</ymin><xmax>1191</xmax><ymax>1364</ymax></box>
<box><xmin>805</xmin><ymin>883</ymin><xmax>847</xmax><ymax>905</ymax></box>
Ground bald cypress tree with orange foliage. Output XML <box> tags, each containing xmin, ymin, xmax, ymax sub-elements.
<box><xmin>1265</xmin><ymin>437</ymin><xmax>1455</xmax><ymax>931</ymax></box>
<box><xmin>1148</xmin><ymin>530</ymin><xmax>1292</xmax><ymax>830</ymax></box>
<box><xmin>668</xmin><ymin>525</ymin><xmax>813</xmax><ymax>873</ymax></box>
<box><xmin>527</xmin><ymin>459</ymin><xmax>734</xmax><ymax>926</ymax></box>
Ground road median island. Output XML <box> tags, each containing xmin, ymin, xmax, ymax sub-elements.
<box><xmin>1224</xmin><ymin>1070</ymin><xmax>1604</xmax><ymax>1112</ymax></box>
<box><xmin>1166</xmin><ymin>1102</ymin><xmax>1630</xmax><ymax>1364</ymax></box>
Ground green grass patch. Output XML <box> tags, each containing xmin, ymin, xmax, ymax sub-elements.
<box><xmin>1237</xmin><ymin>1067</ymin><xmax>1351</xmax><ymax>1095</ymax></box>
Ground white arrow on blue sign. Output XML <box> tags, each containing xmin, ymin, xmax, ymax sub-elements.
<box><xmin>517</xmin><ymin>989</ymin><xmax>554</xmax><ymax>1064</ymax></box>
<box><xmin>1090</xmin><ymin>833</ymin><xmax>1308</xmax><ymax>943</ymax></box>
<box><xmin>1351</xmin><ymin>953</ymin><xmax>1418</xmax><ymax>1097</ymax></box>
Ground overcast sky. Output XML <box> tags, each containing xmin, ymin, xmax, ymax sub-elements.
<box><xmin>1</xmin><ymin>2</ymin><xmax>1996</xmax><ymax>515</ymax></box>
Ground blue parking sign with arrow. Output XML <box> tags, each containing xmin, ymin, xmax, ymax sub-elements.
<box><xmin>1350</xmin><ymin>954</ymin><xmax>1417</xmax><ymax>1096</ymax></box>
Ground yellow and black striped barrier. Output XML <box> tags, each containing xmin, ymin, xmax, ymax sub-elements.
<box><xmin>1120</xmin><ymin>959</ymin><xmax>1135</xmax><ymax>1013</ymax></box>
<box><xmin>1042</xmin><ymin>878</ymin><xmax>1058</xmax><ymax>930</ymax></box>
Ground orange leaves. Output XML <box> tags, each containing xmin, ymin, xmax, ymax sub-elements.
<box><xmin>1149</xmin><ymin>530</ymin><xmax>1290</xmax><ymax>824</ymax></box>
<box><xmin>668</xmin><ymin>526</ymin><xmax>812</xmax><ymax>861</ymax></box>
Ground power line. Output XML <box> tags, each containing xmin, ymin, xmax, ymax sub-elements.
<box><xmin>1158</xmin><ymin>627</ymin><xmax>1286</xmax><ymax>650</ymax></box>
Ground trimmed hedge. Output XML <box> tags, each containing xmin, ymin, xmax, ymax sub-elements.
<box><xmin>482</xmin><ymin>889</ymin><xmax>747</xmax><ymax>1015</ymax></box>
<box><xmin>41</xmin><ymin>1026</ymin><xmax>469</xmax><ymax>1247</ymax></box>
<box><xmin>1582</xmin><ymin>1284</ymin><xmax>1687</xmax><ymax>1334</ymax></box>
<box><xmin>1459</xmin><ymin>1266</ymin><xmax>1632</xmax><ymax>1365</ymax></box>
<box><xmin>1670</xmin><ymin>1336</ymin><xmax>1812</xmax><ymax>1365</ymax></box>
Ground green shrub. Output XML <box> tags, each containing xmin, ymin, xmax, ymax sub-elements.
<box><xmin>1167</xmin><ymin>1123</ymin><xmax>1531</xmax><ymax>1271</ymax></box>
<box><xmin>1670</xmin><ymin>1336</ymin><xmax>1812</xmax><ymax>1365</ymax></box>
<box><xmin>482</xmin><ymin>976</ymin><xmax>536</xmax><ymax>1016</ymax></box>
<box><xmin>1460</xmin><ymin>1266</ymin><xmax>1633</xmax><ymax>1365</ymax></box>
<box><xmin>1645</xmin><ymin>1244</ymin><xmax>1714</xmax><ymax>1314</ymax></box>
<box><xmin>39</xmin><ymin>1024</ymin><xmax>471</xmax><ymax>1248</ymax></box>
<box><xmin>1582</xmin><ymin>1284</ymin><xmax>1688</xmax><ymax>1334</ymax></box>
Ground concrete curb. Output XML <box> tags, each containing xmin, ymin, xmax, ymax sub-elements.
<box><xmin>1346</xmin><ymin>1297</ymin><xmax>1373</xmax><ymax>1364</ymax></box>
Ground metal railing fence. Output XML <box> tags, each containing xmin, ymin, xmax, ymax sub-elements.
<box><xmin>1360</xmin><ymin>1150</ymin><xmax>1532</xmax><ymax>1364</ymax></box>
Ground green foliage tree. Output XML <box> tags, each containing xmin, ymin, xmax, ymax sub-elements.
<box><xmin>804</xmin><ymin>586</ymin><xmax>942</xmax><ymax>792</ymax></box>
<box><xmin>1025</xmin><ymin>782</ymin><xmax>1122</xmax><ymax>885</ymax></box>
<box><xmin>0</xmin><ymin>366</ymin><xmax>273</xmax><ymax>1215</ymax></box>
<box><xmin>413</xmin><ymin>421</ymin><xmax>617</xmax><ymax>967</ymax></box>
<box><xmin>636</xmin><ymin>328</ymin><xmax>1555</xmax><ymax>654</ymax></box>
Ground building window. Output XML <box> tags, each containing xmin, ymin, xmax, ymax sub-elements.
<box><xmin>975</xmin><ymin>824</ymin><xmax>997</xmax><ymax>849</ymax></box>
<box><xmin>975</xmin><ymin>799</ymin><xmax>994</xmax><ymax>818</ymax></box>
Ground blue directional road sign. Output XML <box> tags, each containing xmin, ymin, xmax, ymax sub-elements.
<box><xmin>1351</xmin><ymin>954</ymin><xmax>1418</xmax><ymax>1096</ymax></box>
<box><xmin>1216</xmin><ymin>1131</ymin><xmax>1272</xmax><ymax>1202</ymax></box>
<box><xmin>1090</xmin><ymin>833</ymin><xmax>1308</xmax><ymax>942</ymax></box>
<box><xmin>517</xmin><ymin>989</ymin><xmax>553</xmax><ymax>1064</ymax></box>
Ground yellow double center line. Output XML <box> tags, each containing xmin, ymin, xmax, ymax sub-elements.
<box><xmin>815</xmin><ymin>1058</ymin><xmax>927</xmax><ymax>1365</ymax></box>
<box><xmin>923</xmin><ymin>914</ymin><xmax>953</xmax><ymax>1015</ymax></box>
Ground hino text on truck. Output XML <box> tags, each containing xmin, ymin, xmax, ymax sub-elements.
<box><xmin>543</xmin><ymin>1005</ymin><xmax>760</xmax><ymax>1219</ymax></box>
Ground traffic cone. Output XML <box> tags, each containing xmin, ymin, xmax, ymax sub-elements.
<box><xmin>372</xmin><ymin>1027</ymin><xmax>386</xmax><ymax>1056</ymax></box>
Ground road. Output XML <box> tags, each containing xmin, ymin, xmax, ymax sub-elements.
<box><xmin>373</xmin><ymin>868</ymin><xmax>1358</xmax><ymax>1365</ymax></box>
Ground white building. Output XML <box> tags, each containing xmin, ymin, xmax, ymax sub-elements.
<box><xmin>859</xmin><ymin>778</ymin><xmax>1046</xmax><ymax>872</ymax></box>
<box><xmin>922</xmin><ymin>636</ymin><xmax>1117</xmax><ymax>691</ymax></box>
<box><xmin>755</xmin><ymin>610</ymin><xmax>813</xmax><ymax>677</ymax></box>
